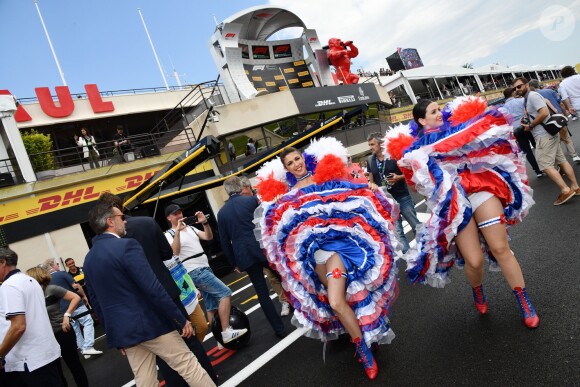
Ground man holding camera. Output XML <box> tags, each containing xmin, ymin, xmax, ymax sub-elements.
<box><xmin>513</xmin><ymin>77</ymin><xmax>580</xmax><ymax>206</ymax></box>
<box><xmin>164</xmin><ymin>204</ymin><xmax>247</xmax><ymax>344</ymax></box>
<box><xmin>367</xmin><ymin>133</ymin><xmax>420</xmax><ymax>253</ymax></box>
<box><xmin>502</xmin><ymin>87</ymin><xmax>543</xmax><ymax>177</ymax></box>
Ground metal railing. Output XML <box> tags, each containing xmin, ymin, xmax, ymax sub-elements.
<box><xmin>9</xmin><ymin>126</ymin><xmax>199</xmax><ymax>181</ymax></box>
<box><xmin>147</xmin><ymin>79</ymin><xmax>223</xmax><ymax>147</ymax></box>
<box><xmin>216</xmin><ymin>118</ymin><xmax>387</xmax><ymax>175</ymax></box>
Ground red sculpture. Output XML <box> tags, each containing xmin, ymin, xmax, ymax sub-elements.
<box><xmin>327</xmin><ymin>38</ymin><xmax>359</xmax><ymax>85</ymax></box>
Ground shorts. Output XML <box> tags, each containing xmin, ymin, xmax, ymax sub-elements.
<box><xmin>188</xmin><ymin>266</ymin><xmax>232</xmax><ymax>312</ymax></box>
<box><xmin>468</xmin><ymin>191</ymin><xmax>494</xmax><ymax>212</ymax></box>
<box><xmin>314</xmin><ymin>249</ymin><xmax>335</xmax><ymax>265</ymax></box>
<box><xmin>535</xmin><ymin>134</ymin><xmax>567</xmax><ymax>170</ymax></box>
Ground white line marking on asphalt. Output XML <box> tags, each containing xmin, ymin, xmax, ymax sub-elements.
<box><xmin>202</xmin><ymin>293</ymin><xmax>277</xmax><ymax>342</ymax></box>
<box><xmin>221</xmin><ymin>327</ymin><xmax>308</xmax><ymax>387</ymax></box>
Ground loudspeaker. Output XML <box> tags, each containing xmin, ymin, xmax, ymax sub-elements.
<box><xmin>0</xmin><ymin>173</ymin><xmax>15</xmax><ymax>188</ymax></box>
<box><xmin>140</xmin><ymin>145</ymin><xmax>160</xmax><ymax>158</ymax></box>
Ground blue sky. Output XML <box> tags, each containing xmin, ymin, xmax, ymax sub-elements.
<box><xmin>1</xmin><ymin>0</ymin><xmax>578</xmax><ymax>99</ymax></box>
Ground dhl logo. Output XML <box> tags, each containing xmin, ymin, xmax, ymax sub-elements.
<box><xmin>0</xmin><ymin>169</ymin><xmax>158</xmax><ymax>226</ymax></box>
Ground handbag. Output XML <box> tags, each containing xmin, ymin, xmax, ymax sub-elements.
<box><xmin>524</xmin><ymin>93</ymin><xmax>568</xmax><ymax>136</ymax></box>
<box><xmin>541</xmin><ymin>113</ymin><xmax>568</xmax><ymax>136</ymax></box>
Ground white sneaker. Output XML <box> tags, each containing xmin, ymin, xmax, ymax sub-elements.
<box><xmin>82</xmin><ymin>347</ymin><xmax>103</xmax><ymax>356</ymax></box>
<box><xmin>217</xmin><ymin>342</ymin><xmax>224</xmax><ymax>350</ymax></box>
<box><xmin>280</xmin><ymin>302</ymin><xmax>291</xmax><ymax>317</ymax></box>
<box><xmin>572</xmin><ymin>116</ymin><xmax>578</xmax><ymax>121</ymax></box>
<box><xmin>572</xmin><ymin>155</ymin><xmax>580</xmax><ymax>163</ymax></box>
<box><xmin>221</xmin><ymin>326</ymin><xmax>248</xmax><ymax>343</ymax></box>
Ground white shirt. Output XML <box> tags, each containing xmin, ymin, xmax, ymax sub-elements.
<box><xmin>165</xmin><ymin>226</ymin><xmax>209</xmax><ymax>273</ymax></box>
<box><xmin>559</xmin><ymin>74</ymin><xmax>580</xmax><ymax>111</ymax></box>
<box><xmin>0</xmin><ymin>271</ymin><xmax>61</xmax><ymax>372</ymax></box>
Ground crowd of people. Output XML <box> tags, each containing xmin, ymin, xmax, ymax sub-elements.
<box><xmin>356</xmin><ymin>68</ymin><xmax>394</xmax><ymax>77</ymax></box>
<box><xmin>4</xmin><ymin>66</ymin><xmax>580</xmax><ymax>385</ymax></box>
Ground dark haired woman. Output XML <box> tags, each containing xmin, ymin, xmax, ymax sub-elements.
<box><xmin>26</xmin><ymin>266</ymin><xmax>89</xmax><ymax>386</ymax></box>
<box><xmin>383</xmin><ymin>97</ymin><xmax>539</xmax><ymax>329</ymax></box>
<box><xmin>254</xmin><ymin>138</ymin><xmax>400</xmax><ymax>380</ymax></box>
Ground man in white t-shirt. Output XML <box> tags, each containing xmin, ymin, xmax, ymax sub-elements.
<box><xmin>164</xmin><ymin>204</ymin><xmax>247</xmax><ymax>344</ymax></box>
<box><xmin>0</xmin><ymin>247</ymin><xmax>64</xmax><ymax>386</ymax></box>
<box><xmin>559</xmin><ymin>65</ymin><xmax>580</xmax><ymax>119</ymax></box>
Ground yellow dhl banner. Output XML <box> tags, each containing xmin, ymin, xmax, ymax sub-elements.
<box><xmin>0</xmin><ymin>167</ymin><xmax>159</xmax><ymax>226</ymax></box>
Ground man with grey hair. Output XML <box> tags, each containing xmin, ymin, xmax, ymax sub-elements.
<box><xmin>84</xmin><ymin>202</ymin><xmax>214</xmax><ymax>386</ymax></box>
<box><xmin>43</xmin><ymin>257</ymin><xmax>102</xmax><ymax>359</ymax></box>
<box><xmin>218</xmin><ymin>176</ymin><xmax>286</xmax><ymax>338</ymax></box>
<box><xmin>239</xmin><ymin>175</ymin><xmax>290</xmax><ymax>316</ymax></box>
<box><xmin>0</xmin><ymin>247</ymin><xmax>64</xmax><ymax>386</ymax></box>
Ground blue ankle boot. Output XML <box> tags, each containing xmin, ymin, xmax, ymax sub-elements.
<box><xmin>352</xmin><ymin>337</ymin><xmax>378</xmax><ymax>380</ymax></box>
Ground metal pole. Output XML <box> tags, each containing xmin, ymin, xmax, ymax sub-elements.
<box><xmin>34</xmin><ymin>0</ymin><xmax>66</xmax><ymax>85</ymax></box>
<box><xmin>138</xmin><ymin>8</ymin><xmax>170</xmax><ymax>90</ymax></box>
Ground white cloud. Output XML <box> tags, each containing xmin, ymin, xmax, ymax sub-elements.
<box><xmin>267</xmin><ymin>0</ymin><xmax>580</xmax><ymax>70</ymax></box>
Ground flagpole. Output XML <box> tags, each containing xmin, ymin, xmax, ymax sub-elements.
<box><xmin>138</xmin><ymin>8</ymin><xmax>170</xmax><ymax>90</ymax></box>
<box><xmin>34</xmin><ymin>0</ymin><xmax>67</xmax><ymax>86</ymax></box>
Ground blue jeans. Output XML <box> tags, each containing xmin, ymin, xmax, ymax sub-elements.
<box><xmin>188</xmin><ymin>266</ymin><xmax>232</xmax><ymax>312</ymax></box>
<box><xmin>71</xmin><ymin>304</ymin><xmax>95</xmax><ymax>350</ymax></box>
<box><xmin>395</xmin><ymin>194</ymin><xmax>420</xmax><ymax>253</ymax></box>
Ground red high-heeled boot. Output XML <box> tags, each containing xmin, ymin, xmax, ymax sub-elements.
<box><xmin>472</xmin><ymin>284</ymin><xmax>488</xmax><ymax>315</ymax></box>
<box><xmin>513</xmin><ymin>287</ymin><xmax>540</xmax><ymax>328</ymax></box>
<box><xmin>352</xmin><ymin>337</ymin><xmax>378</xmax><ymax>380</ymax></box>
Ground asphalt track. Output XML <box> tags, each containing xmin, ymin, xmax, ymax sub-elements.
<box><xmin>64</xmin><ymin>120</ymin><xmax>580</xmax><ymax>386</ymax></box>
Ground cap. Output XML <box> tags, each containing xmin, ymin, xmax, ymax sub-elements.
<box><xmin>164</xmin><ymin>204</ymin><xmax>182</xmax><ymax>217</ymax></box>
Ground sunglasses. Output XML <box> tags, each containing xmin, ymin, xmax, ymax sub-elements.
<box><xmin>514</xmin><ymin>84</ymin><xmax>525</xmax><ymax>90</ymax></box>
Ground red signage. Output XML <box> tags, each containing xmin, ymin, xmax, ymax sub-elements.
<box><xmin>225</xmin><ymin>32</ymin><xmax>236</xmax><ymax>39</ymax></box>
<box><xmin>0</xmin><ymin>84</ymin><xmax>115</xmax><ymax>123</ymax></box>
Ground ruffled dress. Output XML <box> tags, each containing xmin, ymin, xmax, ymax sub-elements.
<box><xmin>255</xmin><ymin>180</ymin><xmax>399</xmax><ymax>347</ymax></box>
<box><xmin>395</xmin><ymin>108</ymin><xmax>534</xmax><ymax>288</ymax></box>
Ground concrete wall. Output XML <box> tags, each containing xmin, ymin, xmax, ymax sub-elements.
<box><xmin>10</xmin><ymin>224</ymin><xmax>89</xmax><ymax>271</ymax></box>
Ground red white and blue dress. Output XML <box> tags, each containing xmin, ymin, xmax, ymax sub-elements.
<box><xmin>254</xmin><ymin>138</ymin><xmax>399</xmax><ymax>347</ymax></box>
<box><xmin>383</xmin><ymin>96</ymin><xmax>535</xmax><ymax>288</ymax></box>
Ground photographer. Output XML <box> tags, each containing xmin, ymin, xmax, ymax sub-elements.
<box><xmin>502</xmin><ymin>87</ymin><xmax>543</xmax><ymax>177</ymax></box>
<box><xmin>367</xmin><ymin>133</ymin><xmax>420</xmax><ymax>253</ymax></box>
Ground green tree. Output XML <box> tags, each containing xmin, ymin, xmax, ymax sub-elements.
<box><xmin>21</xmin><ymin>129</ymin><xmax>55</xmax><ymax>171</ymax></box>
<box><xmin>462</xmin><ymin>63</ymin><xmax>474</xmax><ymax>69</ymax></box>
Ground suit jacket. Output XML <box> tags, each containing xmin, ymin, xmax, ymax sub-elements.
<box><xmin>84</xmin><ymin>233</ymin><xmax>186</xmax><ymax>348</ymax></box>
<box><xmin>217</xmin><ymin>194</ymin><xmax>267</xmax><ymax>271</ymax></box>
<box><xmin>125</xmin><ymin>216</ymin><xmax>185</xmax><ymax>316</ymax></box>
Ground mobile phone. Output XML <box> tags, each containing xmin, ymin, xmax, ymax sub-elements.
<box><xmin>183</xmin><ymin>215</ymin><xmax>211</xmax><ymax>225</ymax></box>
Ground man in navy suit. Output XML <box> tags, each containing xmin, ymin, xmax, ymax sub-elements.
<box><xmin>84</xmin><ymin>201</ymin><xmax>214</xmax><ymax>387</ymax></box>
<box><xmin>217</xmin><ymin>176</ymin><xmax>286</xmax><ymax>338</ymax></box>
<box><xmin>96</xmin><ymin>192</ymin><xmax>218</xmax><ymax>385</ymax></box>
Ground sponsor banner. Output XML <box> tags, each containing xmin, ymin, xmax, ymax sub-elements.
<box><xmin>0</xmin><ymin>167</ymin><xmax>158</xmax><ymax>226</ymax></box>
<box><xmin>240</xmin><ymin>44</ymin><xmax>249</xmax><ymax>59</ymax></box>
<box><xmin>291</xmin><ymin>83</ymin><xmax>381</xmax><ymax>114</ymax></box>
<box><xmin>273</xmin><ymin>44</ymin><xmax>292</xmax><ymax>59</ymax></box>
<box><xmin>244</xmin><ymin>61</ymin><xmax>314</xmax><ymax>94</ymax></box>
<box><xmin>252</xmin><ymin>45</ymin><xmax>270</xmax><ymax>59</ymax></box>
